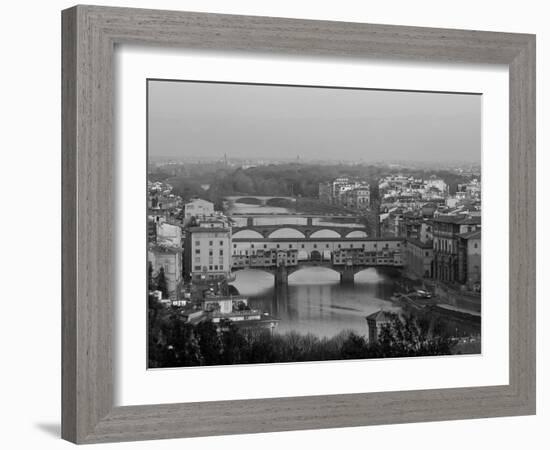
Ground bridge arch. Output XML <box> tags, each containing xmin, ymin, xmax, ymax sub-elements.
<box><xmin>233</xmin><ymin>197</ymin><xmax>263</xmax><ymax>205</ymax></box>
<box><xmin>232</xmin><ymin>229</ymin><xmax>264</xmax><ymax>239</ymax></box>
<box><xmin>309</xmin><ymin>229</ymin><xmax>342</xmax><ymax>238</ymax></box>
<box><xmin>310</xmin><ymin>250</ymin><xmax>322</xmax><ymax>261</ymax></box>
<box><xmin>267</xmin><ymin>227</ymin><xmax>306</xmax><ymax>239</ymax></box>
<box><xmin>354</xmin><ymin>267</ymin><xmax>387</xmax><ymax>282</ymax></box>
<box><xmin>287</xmin><ymin>265</ymin><xmax>342</xmax><ymax>282</ymax></box>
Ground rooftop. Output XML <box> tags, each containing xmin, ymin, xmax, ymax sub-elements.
<box><xmin>188</xmin><ymin>226</ymin><xmax>231</xmax><ymax>234</ymax></box>
<box><xmin>434</xmin><ymin>214</ymin><xmax>482</xmax><ymax>225</ymax></box>
<box><xmin>458</xmin><ymin>230</ymin><xmax>481</xmax><ymax>240</ymax></box>
<box><xmin>149</xmin><ymin>244</ymin><xmax>183</xmax><ymax>254</ymax></box>
<box><xmin>365</xmin><ymin>310</ymin><xmax>395</xmax><ymax>322</ymax></box>
<box><xmin>406</xmin><ymin>238</ymin><xmax>434</xmax><ymax>249</ymax></box>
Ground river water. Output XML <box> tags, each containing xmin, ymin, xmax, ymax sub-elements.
<box><xmin>230</xmin><ymin>267</ymin><xmax>401</xmax><ymax>338</ymax></box>
<box><xmin>228</xmin><ymin>202</ymin><xmax>400</xmax><ymax>338</ymax></box>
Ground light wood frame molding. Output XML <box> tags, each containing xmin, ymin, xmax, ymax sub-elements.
<box><xmin>62</xmin><ymin>5</ymin><xmax>536</xmax><ymax>444</ymax></box>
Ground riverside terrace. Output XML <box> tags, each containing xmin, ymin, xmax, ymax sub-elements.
<box><xmin>231</xmin><ymin>237</ymin><xmax>404</xmax><ymax>285</ymax></box>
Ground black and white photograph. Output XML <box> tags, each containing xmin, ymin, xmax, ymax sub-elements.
<box><xmin>147</xmin><ymin>79</ymin><xmax>481</xmax><ymax>368</ymax></box>
<box><xmin>147</xmin><ymin>79</ymin><xmax>482</xmax><ymax>368</ymax></box>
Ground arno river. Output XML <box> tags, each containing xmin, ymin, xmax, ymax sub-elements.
<box><xmin>228</xmin><ymin>202</ymin><xmax>402</xmax><ymax>338</ymax></box>
<box><xmin>231</xmin><ymin>267</ymin><xmax>402</xmax><ymax>338</ymax></box>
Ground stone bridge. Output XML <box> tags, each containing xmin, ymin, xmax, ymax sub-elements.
<box><xmin>232</xmin><ymin>259</ymin><xmax>400</xmax><ymax>286</ymax></box>
<box><xmin>231</xmin><ymin>236</ymin><xmax>404</xmax><ymax>286</ymax></box>
<box><xmin>232</xmin><ymin>224</ymin><xmax>368</xmax><ymax>239</ymax></box>
<box><xmin>225</xmin><ymin>195</ymin><xmax>296</xmax><ymax>206</ymax></box>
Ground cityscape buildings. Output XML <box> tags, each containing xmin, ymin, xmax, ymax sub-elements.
<box><xmin>147</xmin><ymin>167</ymin><xmax>482</xmax><ymax>308</ymax></box>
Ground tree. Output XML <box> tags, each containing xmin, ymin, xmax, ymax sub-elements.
<box><xmin>376</xmin><ymin>314</ymin><xmax>455</xmax><ymax>357</ymax></box>
<box><xmin>195</xmin><ymin>321</ymin><xmax>223</xmax><ymax>365</ymax></box>
<box><xmin>156</xmin><ymin>266</ymin><xmax>168</xmax><ymax>299</ymax></box>
<box><xmin>147</xmin><ymin>261</ymin><xmax>154</xmax><ymax>291</ymax></box>
<box><xmin>219</xmin><ymin>321</ymin><xmax>248</xmax><ymax>365</ymax></box>
<box><xmin>341</xmin><ymin>332</ymin><xmax>368</xmax><ymax>359</ymax></box>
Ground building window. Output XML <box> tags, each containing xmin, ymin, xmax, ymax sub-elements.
<box><xmin>397</xmin><ymin>243</ymin><xmax>400</xmax><ymax>247</ymax></box>
<box><xmin>474</xmin><ymin>243</ymin><xmax>478</xmax><ymax>249</ymax></box>
<box><xmin>233</xmin><ymin>244</ymin><xmax>236</xmax><ymax>248</ymax></box>
<box><xmin>277</xmin><ymin>244</ymin><xmax>280</xmax><ymax>249</ymax></box>
<box><xmin>219</xmin><ymin>249</ymin><xmax>223</xmax><ymax>255</ymax></box>
<box><xmin>209</xmin><ymin>250</ymin><xmax>213</xmax><ymax>256</ymax></box>
<box><xmin>195</xmin><ymin>240</ymin><xmax>200</xmax><ymax>246</ymax></box>
<box><xmin>209</xmin><ymin>240</ymin><xmax>213</xmax><ymax>246</ymax></box>
<box><xmin>251</xmin><ymin>244</ymin><xmax>254</xmax><ymax>249</ymax></box>
<box><xmin>219</xmin><ymin>241</ymin><xmax>223</xmax><ymax>246</ymax></box>
<box><xmin>194</xmin><ymin>257</ymin><xmax>200</xmax><ymax>263</ymax></box>
<box><xmin>289</xmin><ymin>244</ymin><xmax>293</xmax><ymax>248</ymax></box>
<box><xmin>194</xmin><ymin>265</ymin><xmax>201</xmax><ymax>271</ymax></box>
<box><xmin>195</xmin><ymin>249</ymin><xmax>200</xmax><ymax>254</ymax></box>
<box><xmin>301</xmin><ymin>244</ymin><xmax>305</xmax><ymax>249</ymax></box>
<box><xmin>209</xmin><ymin>265</ymin><xmax>213</xmax><ymax>270</ymax></box>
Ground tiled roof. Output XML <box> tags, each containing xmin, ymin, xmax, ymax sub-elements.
<box><xmin>458</xmin><ymin>230</ymin><xmax>481</xmax><ymax>240</ymax></box>
<box><xmin>434</xmin><ymin>214</ymin><xmax>481</xmax><ymax>225</ymax></box>
<box><xmin>365</xmin><ymin>310</ymin><xmax>395</xmax><ymax>322</ymax></box>
<box><xmin>188</xmin><ymin>227</ymin><xmax>230</xmax><ymax>233</ymax></box>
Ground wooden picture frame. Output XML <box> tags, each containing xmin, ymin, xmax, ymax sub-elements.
<box><xmin>61</xmin><ymin>5</ymin><xmax>536</xmax><ymax>444</ymax></box>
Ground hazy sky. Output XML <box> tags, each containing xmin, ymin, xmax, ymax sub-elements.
<box><xmin>148</xmin><ymin>80</ymin><xmax>481</xmax><ymax>163</ymax></box>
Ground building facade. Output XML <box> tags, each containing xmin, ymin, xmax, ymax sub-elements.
<box><xmin>342</xmin><ymin>186</ymin><xmax>370</xmax><ymax>209</ymax></box>
<box><xmin>366</xmin><ymin>181</ymin><xmax>381</xmax><ymax>238</ymax></box>
<box><xmin>366</xmin><ymin>310</ymin><xmax>395</xmax><ymax>343</ymax></box>
<box><xmin>404</xmin><ymin>238</ymin><xmax>434</xmax><ymax>279</ymax></box>
<box><xmin>432</xmin><ymin>215</ymin><xmax>481</xmax><ymax>284</ymax></box>
<box><xmin>232</xmin><ymin>249</ymin><xmax>298</xmax><ymax>270</ymax></box>
<box><xmin>156</xmin><ymin>222</ymin><xmax>182</xmax><ymax>247</ymax></box>
<box><xmin>185</xmin><ymin>227</ymin><xmax>232</xmax><ymax>282</ymax></box>
<box><xmin>148</xmin><ymin>245</ymin><xmax>184</xmax><ymax>299</ymax></box>
<box><xmin>184</xmin><ymin>198</ymin><xmax>215</xmax><ymax>221</ymax></box>
<box><xmin>458</xmin><ymin>230</ymin><xmax>481</xmax><ymax>290</ymax></box>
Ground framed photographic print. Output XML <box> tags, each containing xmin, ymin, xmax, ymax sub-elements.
<box><xmin>62</xmin><ymin>5</ymin><xmax>536</xmax><ymax>444</ymax></box>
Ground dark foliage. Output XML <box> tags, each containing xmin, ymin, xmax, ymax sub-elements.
<box><xmin>148</xmin><ymin>298</ymin><xmax>456</xmax><ymax>368</ymax></box>
<box><xmin>157</xmin><ymin>162</ymin><xmax>478</xmax><ymax>203</ymax></box>
<box><xmin>155</xmin><ymin>267</ymin><xmax>169</xmax><ymax>299</ymax></box>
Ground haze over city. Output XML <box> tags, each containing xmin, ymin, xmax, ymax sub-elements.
<box><xmin>148</xmin><ymin>80</ymin><xmax>481</xmax><ymax>163</ymax></box>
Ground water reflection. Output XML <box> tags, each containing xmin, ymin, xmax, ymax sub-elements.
<box><xmin>230</xmin><ymin>267</ymin><xmax>400</xmax><ymax>338</ymax></box>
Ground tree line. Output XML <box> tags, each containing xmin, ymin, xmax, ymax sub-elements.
<box><xmin>153</xmin><ymin>162</ymin><xmax>479</xmax><ymax>209</ymax></box>
<box><xmin>148</xmin><ymin>296</ymin><xmax>456</xmax><ymax>368</ymax></box>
